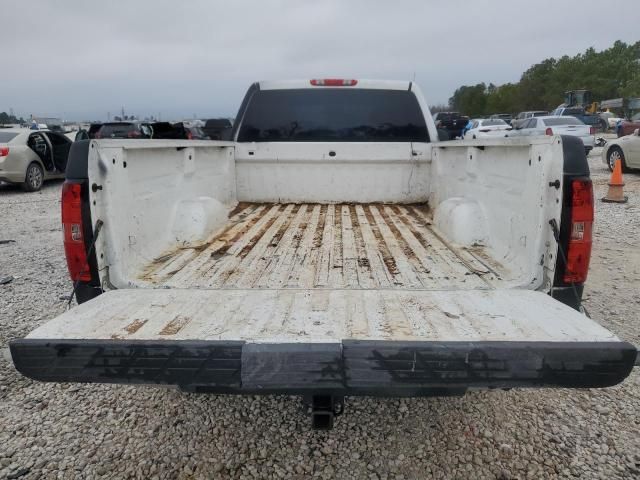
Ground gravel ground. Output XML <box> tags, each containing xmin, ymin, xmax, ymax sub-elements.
<box><xmin>1</xmin><ymin>147</ymin><xmax>639</xmax><ymax>480</ymax></box>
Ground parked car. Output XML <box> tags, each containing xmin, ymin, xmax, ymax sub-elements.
<box><xmin>463</xmin><ymin>118</ymin><xmax>512</xmax><ymax>139</ymax></box>
<box><xmin>512</xmin><ymin>111</ymin><xmax>548</xmax><ymax>129</ymax></box>
<box><xmin>0</xmin><ymin>129</ymin><xmax>70</xmax><ymax>191</ymax></box>
<box><xmin>185</xmin><ymin>125</ymin><xmax>209</xmax><ymax>140</ymax></box>
<box><xmin>602</xmin><ymin>128</ymin><xmax>640</xmax><ymax>171</ymax></box>
<box><xmin>599</xmin><ymin>111</ymin><xmax>621</xmax><ymax>130</ymax></box>
<box><xmin>511</xmin><ymin>115</ymin><xmax>595</xmax><ymax>153</ymax></box>
<box><xmin>432</xmin><ymin>111</ymin><xmax>469</xmax><ymax>139</ymax></box>
<box><xmin>616</xmin><ymin>113</ymin><xmax>640</xmax><ymax>137</ymax></box>
<box><xmin>203</xmin><ymin>118</ymin><xmax>233</xmax><ymax>140</ymax></box>
<box><xmin>74</xmin><ymin>123</ymin><xmax>104</xmax><ymax>141</ymax></box>
<box><xmin>550</xmin><ymin>107</ymin><xmax>601</xmax><ymax>131</ymax></box>
<box><xmin>149</xmin><ymin>122</ymin><xmax>188</xmax><ymax>139</ymax></box>
<box><xmin>48</xmin><ymin>124</ymin><xmax>65</xmax><ymax>133</ymax></box>
<box><xmin>94</xmin><ymin>122</ymin><xmax>152</xmax><ymax>139</ymax></box>
<box><xmin>489</xmin><ymin>113</ymin><xmax>512</xmax><ymax>125</ymax></box>
<box><xmin>152</xmin><ymin>122</ymin><xmax>210</xmax><ymax>140</ymax></box>
<box><xmin>76</xmin><ymin>122</ymin><xmax>210</xmax><ymax>141</ymax></box>
<box><xmin>10</xmin><ymin>78</ymin><xmax>636</xmax><ymax>430</ymax></box>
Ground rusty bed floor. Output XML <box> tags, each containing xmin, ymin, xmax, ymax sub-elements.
<box><xmin>141</xmin><ymin>203</ymin><xmax>499</xmax><ymax>290</ymax></box>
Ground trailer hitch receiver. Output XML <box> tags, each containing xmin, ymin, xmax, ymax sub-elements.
<box><xmin>309</xmin><ymin>395</ymin><xmax>344</xmax><ymax>430</ymax></box>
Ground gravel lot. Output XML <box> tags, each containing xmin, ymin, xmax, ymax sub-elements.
<box><xmin>1</xmin><ymin>147</ymin><xmax>639</xmax><ymax>479</ymax></box>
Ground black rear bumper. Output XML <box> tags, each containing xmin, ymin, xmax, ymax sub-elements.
<box><xmin>9</xmin><ymin>339</ymin><xmax>636</xmax><ymax>395</ymax></box>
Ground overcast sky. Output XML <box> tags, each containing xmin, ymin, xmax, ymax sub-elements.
<box><xmin>2</xmin><ymin>0</ymin><xmax>637</xmax><ymax>121</ymax></box>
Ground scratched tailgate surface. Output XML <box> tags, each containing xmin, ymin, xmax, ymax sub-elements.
<box><xmin>25</xmin><ymin>288</ymin><xmax>619</xmax><ymax>343</ymax></box>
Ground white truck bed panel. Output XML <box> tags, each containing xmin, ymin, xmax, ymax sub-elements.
<box><xmin>27</xmin><ymin>288</ymin><xmax>619</xmax><ymax>344</ymax></box>
<box><xmin>139</xmin><ymin>203</ymin><xmax>496</xmax><ymax>290</ymax></box>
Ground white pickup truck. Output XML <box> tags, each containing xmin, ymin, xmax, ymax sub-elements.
<box><xmin>10</xmin><ymin>79</ymin><xmax>636</xmax><ymax>429</ymax></box>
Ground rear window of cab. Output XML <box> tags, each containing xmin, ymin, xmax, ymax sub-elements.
<box><xmin>238</xmin><ymin>89</ymin><xmax>429</xmax><ymax>142</ymax></box>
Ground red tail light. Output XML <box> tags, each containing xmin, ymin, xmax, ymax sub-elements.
<box><xmin>545</xmin><ymin>128</ymin><xmax>554</xmax><ymax>136</ymax></box>
<box><xmin>0</xmin><ymin>146</ymin><xmax>9</xmax><ymax>157</ymax></box>
<box><xmin>310</xmin><ymin>79</ymin><xmax>358</xmax><ymax>86</ymax></box>
<box><xmin>94</xmin><ymin>132</ymin><xmax>101</xmax><ymax>139</ymax></box>
<box><xmin>62</xmin><ymin>181</ymin><xmax>91</xmax><ymax>282</ymax></box>
<box><xmin>187</xmin><ymin>131</ymin><xmax>193</xmax><ymax>140</ymax></box>
<box><xmin>127</xmin><ymin>130</ymin><xmax>142</xmax><ymax>138</ymax></box>
<box><xmin>589</xmin><ymin>127</ymin><xmax>596</xmax><ymax>135</ymax></box>
<box><xmin>563</xmin><ymin>178</ymin><xmax>593</xmax><ymax>284</ymax></box>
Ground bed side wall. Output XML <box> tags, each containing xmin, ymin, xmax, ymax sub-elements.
<box><xmin>429</xmin><ymin>137</ymin><xmax>564</xmax><ymax>290</ymax></box>
<box><xmin>88</xmin><ymin>140</ymin><xmax>237</xmax><ymax>288</ymax></box>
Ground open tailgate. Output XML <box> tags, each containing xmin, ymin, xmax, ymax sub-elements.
<box><xmin>10</xmin><ymin>289</ymin><xmax>636</xmax><ymax>395</ymax></box>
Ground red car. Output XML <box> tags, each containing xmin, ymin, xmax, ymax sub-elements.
<box><xmin>617</xmin><ymin>113</ymin><xmax>640</xmax><ymax>137</ymax></box>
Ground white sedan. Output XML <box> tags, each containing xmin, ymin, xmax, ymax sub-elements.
<box><xmin>463</xmin><ymin>118</ymin><xmax>512</xmax><ymax>139</ymax></box>
<box><xmin>510</xmin><ymin>115</ymin><xmax>595</xmax><ymax>153</ymax></box>
<box><xmin>601</xmin><ymin>128</ymin><xmax>640</xmax><ymax>172</ymax></box>
<box><xmin>0</xmin><ymin>129</ymin><xmax>70</xmax><ymax>191</ymax></box>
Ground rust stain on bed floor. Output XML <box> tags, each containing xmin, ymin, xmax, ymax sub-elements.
<box><xmin>158</xmin><ymin>315</ymin><xmax>191</xmax><ymax>335</ymax></box>
<box><xmin>227</xmin><ymin>201</ymin><xmax>254</xmax><ymax>218</ymax></box>
<box><xmin>312</xmin><ymin>205</ymin><xmax>328</xmax><ymax>248</ymax></box>
<box><xmin>137</xmin><ymin>202</ymin><xmax>496</xmax><ymax>290</ymax></box>
<box><xmin>124</xmin><ymin>318</ymin><xmax>148</xmax><ymax>334</ymax></box>
<box><xmin>362</xmin><ymin>205</ymin><xmax>400</xmax><ymax>278</ymax></box>
<box><xmin>238</xmin><ymin>205</ymin><xmax>291</xmax><ymax>258</ymax></box>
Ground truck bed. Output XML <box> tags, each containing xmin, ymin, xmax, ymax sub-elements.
<box><xmin>10</xmin><ymin>138</ymin><xmax>637</xmax><ymax>399</ymax></box>
<box><xmin>141</xmin><ymin>203</ymin><xmax>498</xmax><ymax>290</ymax></box>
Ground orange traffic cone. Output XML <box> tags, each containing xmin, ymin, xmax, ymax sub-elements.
<box><xmin>602</xmin><ymin>159</ymin><xmax>628</xmax><ymax>203</ymax></box>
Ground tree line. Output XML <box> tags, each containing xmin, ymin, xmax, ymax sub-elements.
<box><xmin>448</xmin><ymin>40</ymin><xmax>640</xmax><ymax>117</ymax></box>
<box><xmin>0</xmin><ymin>112</ymin><xmax>26</xmax><ymax>125</ymax></box>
